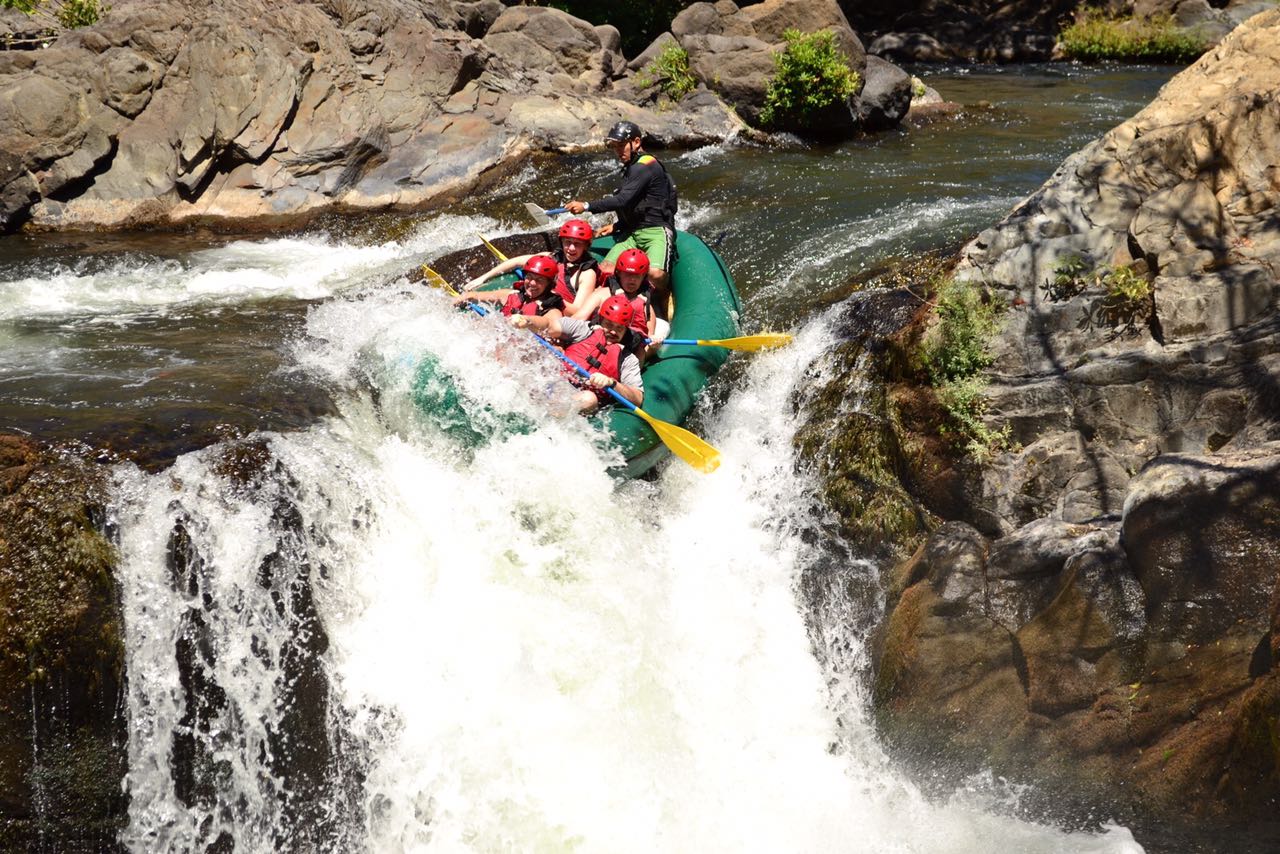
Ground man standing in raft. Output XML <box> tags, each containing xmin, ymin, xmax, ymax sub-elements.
<box><xmin>564</xmin><ymin>121</ymin><xmax>678</xmax><ymax>319</ymax></box>
<box><xmin>509</xmin><ymin>294</ymin><xmax>644</xmax><ymax>414</ymax></box>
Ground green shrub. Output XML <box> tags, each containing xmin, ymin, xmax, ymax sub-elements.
<box><xmin>55</xmin><ymin>0</ymin><xmax>102</xmax><ymax>27</ymax></box>
<box><xmin>910</xmin><ymin>76</ymin><xmax>927</xmax><ymax>100</ymax></box>
<box><xmin>921</xmin><ymin>278</ymin><xmax>1011</xmax><ymax>461</ymax></box>
<box><xmin>922</xmin><ymin>278</ymin><xmax>1003</xmax><ymax>383</ymax></box>
<box><xmin>1047</xmin><ymin>252</ymin><xmax>1092</xmax><ymax>301</ymax></box>
<box><xmin>1105</xmin><ymin>264</ymin><xmax>1152</xmax><ymax>303</ymax></box>
<box><xmin>636</xmin><ymin>43</ymin><xmax>696</xmax><ymax>103</ymax></box>
<box><xmin>935</xmin><ymin>375</ymin><xmax>1013</xmax><ymax>463</ymax></box>
<box><xmin>1059</xmin><ymin>8</ymin><xmax>1208</xmax><ymax>63</ymax></box>
<box><xmin>1</xmin><ymin>0</ymin><xmax>105</xmax><ymax>27</ymax></box>
<box><xmin>760</xmin><ymin>29</ymin><xmax>860</xmax><ymax>130</ymax></box>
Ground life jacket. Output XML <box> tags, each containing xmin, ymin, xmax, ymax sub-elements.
<box><xmin>597</xmin><ymin>274</ymin><xmax>653</xmax><ymax>337</ymax></box>
<box><xmin>617</xmin><ymin>152</ymin><xmax>678</xmax><ymax>232</ymax></box>
<box><xmin>501</xmin><ymin>287</ymin><xmax>564</xmax><ymax>317</ymax></box>
<box><xmin>552</xmin><ymin>248</ymin><xmax>599</xmax><ymax>305</ymax></box>
<box><xmin>564</xmin><ymin>327</ymin><xmax>625</xmax><ymax>398</ymax></box>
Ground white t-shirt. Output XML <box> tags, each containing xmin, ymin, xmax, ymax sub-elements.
<box><xmin>558</xmin><ymin>318</ymin><xmax>643</xmax><ymax>390</ymax></box>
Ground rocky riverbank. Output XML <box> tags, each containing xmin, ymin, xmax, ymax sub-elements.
<box><xmin>802</xmin><ymin>7</ymin><xmax>1280</xmax><ymax>843</ymax></box>
<box><xmin>0</xmin><ymin>0</ymin><xmax>919</xmax><ymax>234</ymax></box>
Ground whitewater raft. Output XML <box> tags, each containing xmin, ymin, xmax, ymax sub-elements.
<box><xmin>477</xmin><ymin>229</ymin><xmax>741</xmax><ymax>478</ymax></box>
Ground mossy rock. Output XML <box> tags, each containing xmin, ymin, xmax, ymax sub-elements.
<box><xmin>0</xmin><ymin>435</ymin><xmax>126</xmax><ymax>848</ymax></box>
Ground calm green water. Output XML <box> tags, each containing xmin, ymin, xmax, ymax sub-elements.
<box><xmin>0</xmin><ymin>64</ymin><xmax>1175</xmax><ymax>465</ymax></box>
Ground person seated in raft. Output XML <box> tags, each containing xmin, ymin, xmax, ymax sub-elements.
<box><xmin>572</xmin><ymin>247</ymin><xmax>667</xmax><ymax>360</ymax></box>
<box><xmin>462</xmin><ymin>219</ymin><xmax>600</xmax><ymax>314</ymax></box>
<box><xmin>454</xmin><ymin>255</ymin><xmax>565</xmax><ymax>318</ymax></box>
<box><xmin>508</xmin><ymin>294</ymin><xmax>643</xmax><ymax>414</ymax></box>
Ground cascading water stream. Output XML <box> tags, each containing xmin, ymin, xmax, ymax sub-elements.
<box><xmin>2</xmin><ymin>65</ymin><xmax>1180</xmax><ymax>850</ymax></box>
<box><xmin>106</xmin><ymin>239</ymin><xmax>1143</xmax><ymax>851</ymax></box>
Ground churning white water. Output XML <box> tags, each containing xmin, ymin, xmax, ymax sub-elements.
<box><xmin>106</xmin><ymin>226</ymin><xmax>1144</xmax><ymax>853</ymax></box>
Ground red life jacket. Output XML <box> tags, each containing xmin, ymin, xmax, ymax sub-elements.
<box><xmin>501</xmin><ymin>287</ymin><xmax>563</xmax><ymax>317</ymax></box>
<box><xmin>553</xmin><ymin>249</ymin><xmax>599</xmax><ymax>305</ymax></box>
<box><xmin>564</xmin><ymin>327</ymin><xmax>624</xmax><ymax>393</ymax></box>
<box><xmin>597</xmin><ymin>274</ymin><xmax>652</xmax><ymax>337</ymax></box>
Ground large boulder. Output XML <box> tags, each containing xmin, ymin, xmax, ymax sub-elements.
<box><xmin>837</xmin><ymin>8</ymin><xmax>1280</xmax><ymax>839</ymax></box>
<box><xmin>855</xmin><ymin>55</ymin><xmax>911</xmax><ymax>132</ymax></box>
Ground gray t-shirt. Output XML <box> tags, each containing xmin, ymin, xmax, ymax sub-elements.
<box><xmin>558</xmin><ymin>318</ymin><xmax>643</xmax><ymax>390</ymax></box>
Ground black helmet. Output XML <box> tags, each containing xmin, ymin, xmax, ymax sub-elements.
<box><xmin>605</xmin><ymin>121</ymin><xmax>642</xmax><ymax>143</ymax></box>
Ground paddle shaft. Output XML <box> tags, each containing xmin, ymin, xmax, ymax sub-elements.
<box><xmin>450</xmin><ymin>277</ymin><xmax>638</xmax><ymax>412</ymax></box>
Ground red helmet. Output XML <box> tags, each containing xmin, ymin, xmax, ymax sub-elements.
<box><xmin>522</xmin><ymin>255</ymin><xmax>558</xmax><ymax>280</ymax></box>
<box><xmin>559</xmin><ymin>219</ymin><xmax>594</xmax><ymax>242</ymax></box>
<box><xmin>616</xmin><ymin>248</ymin><xmax>649</xmax><ymax>277</ymax></box>
<box><xmin>599</xmin><ymin>294</ymin><xmax>635</xmax><ymax>326</ymax></box>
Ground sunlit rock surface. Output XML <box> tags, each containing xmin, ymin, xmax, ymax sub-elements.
<box><xmin>811</xmin><ymin>7</ymin><xmax>1280</xmax><ymax>839</ymax></box>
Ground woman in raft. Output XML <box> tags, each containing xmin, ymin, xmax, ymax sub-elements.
<box><xmin>462</xmin><ymin>219</ymin><xmax>600</xmax><ymax>314</ymax></box>
<box><xmin>454</xmin><ymin>255</ymin><xmax>565</xmax><ymax>318</ymax></box>
<box><xmin>571</xmin><ymin>247</ymin><xmax>667</xmax><ymax>359</ymax></box>
<box><xmin>508</xmin><ymin>294</ymin><xmax>643</xmax><ymax>414</ymax></box>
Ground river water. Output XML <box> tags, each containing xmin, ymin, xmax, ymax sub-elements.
<box><xmin>2</xmin><ymin>65</ymin><xmax>1176</xmax><ymax>852</ymax></box>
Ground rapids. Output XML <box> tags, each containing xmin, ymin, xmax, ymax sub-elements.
<box><xmin>1</xmin><ymin>64</ymin><xmax>1179</xmax><ymax>851</ymax></box>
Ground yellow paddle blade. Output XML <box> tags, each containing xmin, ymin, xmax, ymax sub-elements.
<box><xmin>631</xmin><ymin>406</ymin><xmax>721</xmax><ymax>473</ymax></box>
<box><xmin>697</xmin><ymin>332</ymin><xmax>794</xmax><ymax>352</ymax></box>
<box><xmin>421</xmin><ymin>265</ymin><xmax>461</xmax><ymax>297</ymax></box>
<box><xmin>477</xmin><ymin>233</ymin><xmax>507</xmax><ymax>262</ymax></box>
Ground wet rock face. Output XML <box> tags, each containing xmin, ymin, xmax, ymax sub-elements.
<box><xmin>791</xmin><ymin>288</ymin><xmax>938</xmax><ymax>558</ymax></box>
<box><xmin>0</xmin><ymin>435</ymin><xmax>126</xmax><ymax>849</ymax></box>
<box><xmin>849</xmin><ymin>9</ymin><xmax>1280</xmax><ymax>839</ymax></box>
<box><xmin>0</xmin><ymin>0</ymin><xmax>745</xmax><ymax>233</ymax></box>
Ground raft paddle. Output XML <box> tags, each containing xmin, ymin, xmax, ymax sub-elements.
<box><xmin>423</xmin><ymin>265</ymin><xmax>720</xmax><ymax>473</ymax></box>
<box><xmin>515</xmin><ymin>324</ymin><xmax>721</xmax><ymax>474</ymax></box>
<box><xmin>524</xmin><ymin>203</ymin><xmax>568</xmax><ymax>226</ymax></box>
<box><xmin>477</xmin><ymin>233</ymin><xmax>508</xmax><ymax>263</ymax></box>
<box><xmin>658</xmin><ymin>333</ymin><xmax>793</xmax><ymax>352</ymax></box>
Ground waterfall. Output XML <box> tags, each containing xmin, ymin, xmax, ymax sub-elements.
<box><xmin>108</xmin><ymin>250</ymin><xmax>1143</xmax><ymax>851</ymax></box>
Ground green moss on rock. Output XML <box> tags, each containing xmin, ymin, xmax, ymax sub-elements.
<box><xmin>0</xmin><ymin>435</ymin><xmax>126</xmax><ymax>848</ymax></box>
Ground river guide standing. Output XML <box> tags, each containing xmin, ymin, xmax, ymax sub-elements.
<box><xmin>565</xmin><ymin>121</ymin><xmax>678</xmax><ymax>319</ymax></box>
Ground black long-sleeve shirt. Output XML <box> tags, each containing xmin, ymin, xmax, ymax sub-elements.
<box><xmin>586</xmin><ymin>153</ymin><xmax>677</xmax><ymax>234</ymax></box>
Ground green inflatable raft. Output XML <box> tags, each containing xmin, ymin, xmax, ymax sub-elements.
<box><xmin>446</xmin><ymin>229</ymin><xmax>741</xmax><ymax>478</ymax></box>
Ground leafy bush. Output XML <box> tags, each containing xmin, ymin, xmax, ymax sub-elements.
<box><xmin>56</xmin><ymin>0</ymin><xmax>101</xmax><ymax>26</ymax></box>
<box><xmin>1105</xmin><ymin>264</ymin><xmax>1152</xmax><ymax>303</ymax></box>
<box><xmin>922</xmin><ymin>278</ymin><xmax>1003</xmax><ymax>383</ymax></box>
<box><xmin>935</xmin><ymin>375</ymin><xmax>1013</xmax><ymax>463</ymax></box>
<box><xmin>921</xmin><ymin>278</ymin><xmax>1011</xmax><ymax>461</ymax></box>
<box><xmin>759</xmin><ymin>29</ymin><xmax>860</xmax><ymax>130</ymax></box>
<box><xmin>636</xmin><ymin>43</ymin><xmax>696</xmax><ymax>103</ymax></box>
<box><xmin>1047</xmin><ymin>252</ymin><xmax>1092</xmax><ymax>301</ymax></box>
<box><xmin>1058</xmin><ymin>9</ymin><xmax>1208</xmax><ymax>63</ymax></box>
<box><xmin>1</xmin><ymin>0</ymin><xmax>105</xmax><ymax>28</ymax></box>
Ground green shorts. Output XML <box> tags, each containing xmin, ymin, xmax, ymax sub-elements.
<box><xmin>604</xmin><ymin>225</ymin><xmax>676</xmax><ymax>274</ymax></box>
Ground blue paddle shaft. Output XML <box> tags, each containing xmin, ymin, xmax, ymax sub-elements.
<box><xmin>460</xmin><ymin>298</ymin><xmax>636</xmax><ymax>412</ymax></box>
<box><xmin>546</xmin><ymin>207</ymin><xmax>568</xmax><ymax>215</ymax></box>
